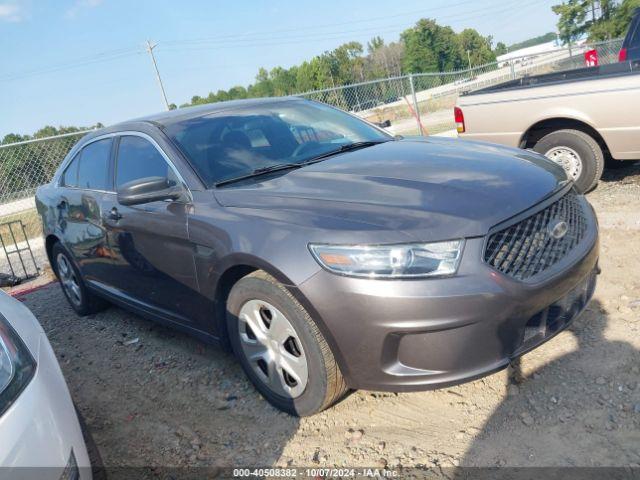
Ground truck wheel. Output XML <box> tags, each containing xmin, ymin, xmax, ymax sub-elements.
<box><xmin>226</xmin><ymin>270</ymin><xmax>348</xmax><ymax>416</ymax></box>
<box><xmin>533</xmin><ymin>129</ymin><xmax>604</xmax><ymax>193</ymax></box>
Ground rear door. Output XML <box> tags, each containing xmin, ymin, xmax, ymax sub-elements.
<box><xmin>99</xmin><ymin>133</ymin><xmax>203</xmax><ymax>327</ymax></box>
<box><xmin>56</xmin><ymin>138</ymin><xmax>114</xmax><ymax>283</ymax></box>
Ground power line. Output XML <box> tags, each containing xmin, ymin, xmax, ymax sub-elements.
<box><xmin>0</xmin><ymin>0</ymin><xmax>555</xmax><ymax>82</ymax></box>
<box><xmin>161</xmin><ymin>0</ymin><xmax>486</xmax><ymax>47</ymax></box>
<box><xmin>162</xmin><ymin>0</ymin><xmax>536</xmax><ymax>49</ymax></box>
<box><xmin>159</xmin><ymin>0</ymin><xmax>547</xmax><ymax>53</ymax></box>
<box><xmin>0</xmin><ymin>48</ymin><xmax>143</xmax><ymax>82</ymax></box>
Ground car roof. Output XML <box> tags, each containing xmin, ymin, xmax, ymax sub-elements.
<box><xmin>73</xmin><ymin>96</ymin><xmax>309</xmax><ymax>146</ymax></box>
<box><xmin>126</xmin><ymin>96</ymin><xmax>303</xmax><ymax>127</ymax></box>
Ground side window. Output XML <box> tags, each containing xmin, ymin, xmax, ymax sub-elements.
<box><xmin>116</xmin><ymin>136</ymin><xmax>177</xmax><ymax>189</ymax></box>
<box><xmin>61</xmin><ymin>152</ymin><xmax>81</xmax><ymax>187</ymax></box>
<box><xmin>76</xmin><ymin>139</ymin><xmax>112</xmax><ymax>191</ymax></box>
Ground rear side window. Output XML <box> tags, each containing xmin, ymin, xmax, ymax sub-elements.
<box><xmin>61</xmin><ymin>152</ymin><xmax>81</xmax><ymax>187</ymax></box>
<box><xmin>115</xmin><ymin>136</ymin><xmax>176</xmax><ymax>189</ymax></box>
<box><xmin>76</xmin><ymin>139</ymin><xmax>112</xmax><ymax>191</ymax></box>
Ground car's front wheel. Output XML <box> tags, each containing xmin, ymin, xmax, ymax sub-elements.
<box><xmin>51</xmin><ymin>242</ymin><xmax>108</xmax><ymax>316</ymax></box>
<box><xmin>226</xmin><ymin>271</ymin><xmax>348</xmax><ymax>416</ymax></box>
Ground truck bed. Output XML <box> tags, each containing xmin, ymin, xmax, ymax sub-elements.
<box><xmin>464</xmin><ymin>60</ymin><xmax>640</xmax><ymax>96</ymax></box>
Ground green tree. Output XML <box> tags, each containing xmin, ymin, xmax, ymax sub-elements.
<box><xmin>507</xmin><ymin>32</ymin><xmax>557</xmax><ymax>51</ymax></box>
<box><xmin>494</xmin><ymin>41</ymin><xmax>508</xmax><ymax>56</ymax></box>
<box><xmin>367</xmin><ymin>36</ymin><xmax>385</xmax><ymax>54</ymax></box>
<box><xmin>2</xmin><ymin>133</ymin><xmax>29</xmax><ymax>145</ymax></box>
<box><xmin>458</xmin><ymin>28</ymin><xmax>497</xmax><ymax>67</ymax></box>
<box><xmin>401</xmin><ymin>18</ymin><xmax>462</xmax><ymax>73</ymax></box>
<box><xmin>552</xmin><ymin>0</ymin><xmax>639</xmax><ymax>42</ymax></box>
<box><xmin>552</xmin><ymin>0</ymin><xmax>589</xmax><ymax>47</ymax></box>
<box><xmin>295</xmin><ymin>61</ymin><xmax>317</xmax><ymax>92</ymax></box>
<box><xmin>587</xmin><ymin>0</ymin><xmax>640</xmax><ymax>40</ymax></box>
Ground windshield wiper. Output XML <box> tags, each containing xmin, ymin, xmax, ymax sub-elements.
<box><xmin>215</xmin><ymin>140</ymin><xmax>389</xmax><ymax>187</ymax></box>
<box><xmin>215</xmin><ymin>162</ymin><xmax>305</xmax><ymax>187</ymax></box>
<box><xmin>306</xmin><ymin>140</ymin><xmax>389</xmax><ymax>162</ymax></box>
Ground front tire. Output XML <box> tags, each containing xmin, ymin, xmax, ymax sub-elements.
<box><xmin>226</xmin><ymin>271</ymin><xmax>348</xmax><ymax>416</ymax></box>
<box><xmin>51</xmin><ymin>242</ymin><xmax>108</xmax><ymax>316</ymax></box>
<box><xmin>533</xmin><ymin>129</ymin><xmax>604</xmax><ymax>193</ymax></box>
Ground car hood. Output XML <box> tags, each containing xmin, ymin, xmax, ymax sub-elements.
<box><xmin>214</xmin><ymin>137</ymin><xmax>567</xmax><ymax>241</ymax></box>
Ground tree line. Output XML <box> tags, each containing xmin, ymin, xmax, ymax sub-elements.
<box><xmin>1</xmin><ymin>124</ymin><xmax>103</xmax><ymax>146</ymax></box>
<box><xmin>184</xmin><ymin>18</ymin><xmax>498</xmax><ymax>108</ymax></box>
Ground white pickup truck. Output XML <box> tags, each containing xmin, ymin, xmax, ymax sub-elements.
<box><xmin>455</xmin><ymin>61</ymin><xmax>640</xmax><ymax>192</ymax></box>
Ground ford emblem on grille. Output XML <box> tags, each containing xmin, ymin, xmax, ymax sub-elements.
<box><xmin>548</xmin><ymin>219</ymin><xmax>569</xmax><ymax>239</ymax></box>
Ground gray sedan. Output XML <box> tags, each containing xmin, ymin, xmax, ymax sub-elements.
<box><xmin>36</xmin><ymin>98</ymin><xmax>599</xmax><ymax>416</ymax></box>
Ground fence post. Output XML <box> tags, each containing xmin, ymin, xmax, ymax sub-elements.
<box><xmin>408</xmin><ymin>74</ymin><xmax>424</xmax><ymax>136</ymax></box>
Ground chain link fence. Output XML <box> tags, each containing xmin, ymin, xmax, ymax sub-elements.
<box><xmin>299</xmin><ymin>38</ymin><xmax>624</xmax><ymax>137</ymax></box>
<box><xmin>0</xmin><ymin>131</ymin><xmax>90</xmax><ymax>277</ymax></box>
<box><xmin>0</xmin><ymin>38</ymin><xmax>624</xmax><ymax>272</ymax></box>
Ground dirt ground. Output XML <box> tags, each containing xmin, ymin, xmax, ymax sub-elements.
<box><xmin>12</xmin><ymin>162</ymin><xmax>640</xmax><ymax>476</ymax></box>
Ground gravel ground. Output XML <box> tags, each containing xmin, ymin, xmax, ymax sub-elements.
<box><xmin>10</xmin><ymin>162</ymin><xmax>640</xmax><ymax>476</ymax></box>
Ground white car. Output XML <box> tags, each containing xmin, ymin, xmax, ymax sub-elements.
<box><xmin>0</xmin><ymin>290</ymin><xmax>91</xmax><ymax>479</ymax></box>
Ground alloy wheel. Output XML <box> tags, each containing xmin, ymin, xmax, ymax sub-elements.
<box><xmin>544</xmin><ymin>146</ymin><xmax>583</xmax><ymax>181</ymax></box>
<box><xmin>56</xmin><ymin>253</ymin><xmax>82</xmax><ymax>307</ymax></box>
<box><xmin>237</xmin><ymin>299</ymin><xmax>308</xmax><ymax>398</ymax></box>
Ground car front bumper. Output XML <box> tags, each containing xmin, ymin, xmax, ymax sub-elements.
<box><xmin>298</xmin><ymin>219</ymin><xmax>599</xmax><ymax>392</ymax></box>
<box><xmin>0</xmin><ymin>333</ymin><xmax>91</xmax><ymax>479</ymax></box>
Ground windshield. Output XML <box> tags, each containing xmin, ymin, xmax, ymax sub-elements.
<box><xmin>163</xmin><ymin>100</ymin><xmax>391</xmax><ymax>186</ymax></box>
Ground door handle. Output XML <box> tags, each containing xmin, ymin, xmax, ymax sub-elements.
<box><xmin>108</xmin><ymin>207</ymin><xmax>122</xmax><ymax>221</ymax></box>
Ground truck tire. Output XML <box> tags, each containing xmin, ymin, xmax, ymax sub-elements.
<box><xmin>226</xmin><ymin>270</ymin><xmax>348</xmax><ymax>416</ymax></box>
<box><xmin>533</xmin><ymin>129</ymin><xmax>604</xmax><ymax>193</ymax></box>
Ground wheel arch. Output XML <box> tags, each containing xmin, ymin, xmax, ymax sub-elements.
<box><xmin>211</xmin><ymin>255</ymin><xmax>351</xmax><ymax>381</ymax></box>
<box><xmin>45</xmin><ymin>234</ymin><xmax>61</xmax><ymax>269</ymax></box>
<box><xmin>520</xmin><ymin>117</ymin><xmax>611</xmax><ymax>159</ymax></box>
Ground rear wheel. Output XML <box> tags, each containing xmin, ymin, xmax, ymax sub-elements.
<box><xmin>533</xmin><ymin>129</ymin><xmax>604</xmax><ymax>193</ymax></box>
<box><xmin>226</xmin><ymin>271</ymin><xmax>348</xmax><ymax>416</ymax></box>
<box><xmin>51</xmin><ymin>242</ymin><xmax>108</xmax><ymax>316</ymax></box>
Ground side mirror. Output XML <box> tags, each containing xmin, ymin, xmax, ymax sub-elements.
<box><xmin>117</xmin><ymin>176</ymin><xmax>183</xmax><ymax>206</ymax></box>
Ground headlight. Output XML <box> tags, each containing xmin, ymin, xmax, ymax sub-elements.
<box><xmin>0</xmin><ymin>314</ymin><xmax>36</xmax><ymax>417</ymax></box>
<box><xmin>309</xmin><ymin>240</ymin><xmax>464</xmax><ymax>279</ymax></box>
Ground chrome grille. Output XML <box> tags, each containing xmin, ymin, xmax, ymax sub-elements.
<box><xmin>484</xmin><ymin>191</ymin><xmax>588</xmax><ymax>280</ymax></box>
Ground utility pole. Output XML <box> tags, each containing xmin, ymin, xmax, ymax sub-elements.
<box><xmin>145</xmin><ymin>40</ymin><xmax>170</xmax><ymax>111</ymax></box>
<box><xmin>467</xmin><ymin>50</ymin><xmax>472</xmax><ymax>71</ymax></box>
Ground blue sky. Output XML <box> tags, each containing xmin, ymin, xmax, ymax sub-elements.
<box><xmin>0</xmin><ymin>0</ymin><xmax>559</xmax><ymax>137</ymax></box>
